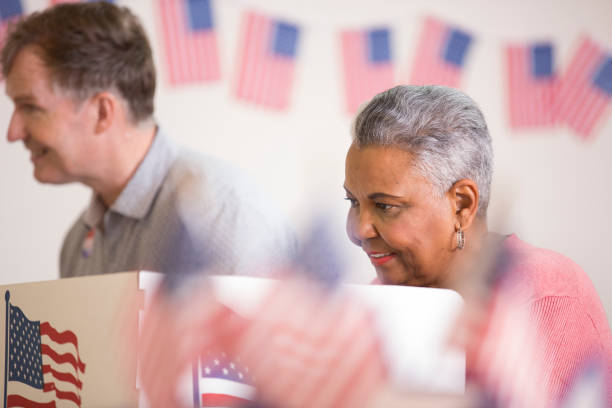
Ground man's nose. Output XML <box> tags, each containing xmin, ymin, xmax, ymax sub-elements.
<box><xmin>7</xmin><ymin>111</ymin><xmax>26</xmax><ymax>143</ymax></box>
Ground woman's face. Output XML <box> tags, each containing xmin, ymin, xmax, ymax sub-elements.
<box><xmin>344</xmin><ymin>143</ymin><xmax>457</xmax><ymax>287</ymax></box>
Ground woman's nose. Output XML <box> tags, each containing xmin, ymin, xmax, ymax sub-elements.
<box><xmin>347</xmin><ymin>208</ymin><xmax>377</xmax><ymax>246</ymax></box>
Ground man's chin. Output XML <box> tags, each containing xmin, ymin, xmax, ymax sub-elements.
<box><xmin>33</xmin><ymin>169</ymin><xmax>71</xmax><ymax>185</ymax></box>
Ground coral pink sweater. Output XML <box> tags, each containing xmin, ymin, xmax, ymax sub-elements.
<box><xmin>372</xmin><ymin>235</ymin><xmax>612</xmax><ymax>404</ymax></box>
<box><xmin>501</xmin><ymin>235</ymin><xmax>612</xmax><ymax>404</ymax></box>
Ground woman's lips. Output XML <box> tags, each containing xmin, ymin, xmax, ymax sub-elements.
<box><xmin>367</xmin><ymin>252</ymin><xmax>395</xmax><ymax>266</ymax></box>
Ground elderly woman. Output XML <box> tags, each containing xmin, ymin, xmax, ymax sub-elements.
<box><xmin>344</xmin><ymin>85</ymin><xmax>612</xmax><ymax>405</ymax></box>
<box><xmin>137</xmin><ymin>86</ymin><xmax>611</xmax><ymax>408</ymax></box>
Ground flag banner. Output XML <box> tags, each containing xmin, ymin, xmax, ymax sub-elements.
<box><xmin>408</xmin><ymin>16</ymin><xmax>473</xmax><ymax>88</ymax></box>
<box><xmin>340</xmin><ymin>28</ymin><xmax>395</xmax><ymax>114</ymax></box>
<box><xmin>506</xmin><ymin>43</ymin><xmax>558</xmax><ymax>129</ymax></box>
<box><xmin>233</xmin><ymin>10</ymin><xmax>300</xmax><ymax>110</ymax></box>
<box><xmin>555</xmin><ymin>37</ymin><xmax>612</xmax><ymax>139</ymax></box>
<box><xmin>4</xmin><ymin>291</ymin><xmax>86</xmax><ymax>407</ymax></box>
<box><xmin>0</xmin><ymin>0</ymin><xmax>23</xmax><ymax>64</ymax></box>
<box><xmin>49</xmin><ymin>0</ymin><xmax>115</xmax><ymax>5</ymax></box>
<box><xmin>158</xmin><ymin>0</ymin><xmax>220</xmax><ymax>85</ymax></box>
<box><xmin>196</xmin><ymin>352</ymin><xmax>255</xmax><ymax>407</ymax></box>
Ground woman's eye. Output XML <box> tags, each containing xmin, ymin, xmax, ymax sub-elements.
<box><xmin>344</xmin><ymin>197</ymin><xmax>358</xmax><ymax>207</ymax></box>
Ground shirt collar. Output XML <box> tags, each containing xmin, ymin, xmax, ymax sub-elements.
<box><xmin>81</xmin><ymin>127</ymin><xmax>178</xmax><ymax>227</ymax></box>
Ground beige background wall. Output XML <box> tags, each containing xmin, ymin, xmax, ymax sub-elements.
<box><xmin>1</xmin><ymin>0</ymin><xmax>611</xmax><ymax>321</ymax></box>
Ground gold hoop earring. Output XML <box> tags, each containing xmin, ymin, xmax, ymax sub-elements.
<box><xmin>456</xmin><ymin>226</ymin><xmax>465</xmax><ymax>250</ymax></box>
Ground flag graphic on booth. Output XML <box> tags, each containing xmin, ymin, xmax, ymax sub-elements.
<box><xmin>555</xmin><ymin>36</ymin><xmax>612</xmax><ymax>139</ymax></box>
<box><xmin>4</xmin><ymin>291</ymin><xmax>86</xmax><ymax>408</ymax></box>
<box><xmin>506</xmin><ymin>43</ymin><xmax>558</xmax><ymax>129</ymax></box>
<box><xmin>158</xmin><ymin>0</ymin><xmax>220</xmax><ymax>85</ymax></box>
<box><xmin>234</xmin><ymin>11</ymin><xmax>300</xmax><ymax>110</ymax></box>
<box><xmin>340</xmin><ymin>28</ymin><xmax>395</xmax><ymax>114</ymax></box>
<box><xmin>0</xmin><ymin>0</ymin><xmax>23</xmax><ymax>57</ymax></box>
<box><xmin>193</xmin><ymin>351</ymin><xmax>255</xmax><ymax>408</ymax></box>
<box><xmin>409</xmin><ymin>16</ymin><xmax>473</xmax><ymax>88</ymax></box>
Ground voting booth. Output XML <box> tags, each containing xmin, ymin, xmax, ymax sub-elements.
<box><xmin>2</xmin><ymin>272</ymin><xmax>465</xmax><ymax>407</ymax></box>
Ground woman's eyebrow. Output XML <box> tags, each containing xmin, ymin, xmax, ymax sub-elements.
<box><xmin>368</xmin><ymin>192</ymin><xmax>402</xmax><ymax>200</ymax></box>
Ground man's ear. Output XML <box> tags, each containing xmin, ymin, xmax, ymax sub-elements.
<box><xmin>448</xmin><ymin>179</ymin><xmax>480</xmax><ymax>230</ymax></box>
<box><xmin>90</xmin><ymin>92</ymin><xmax>116</xmax><ymax>134</ymax></box>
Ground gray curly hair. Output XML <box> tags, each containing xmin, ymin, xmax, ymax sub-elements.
<box><xmin>352</xmin><ymin>85</ymin><xmax>493</xmax><ymax>216</ymax></box>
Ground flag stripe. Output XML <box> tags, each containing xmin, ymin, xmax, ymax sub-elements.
<box><xmin>43</xmin><ymin>382</ymin><xmax>81</xmax><ymax>405</ymax></box>
<box><xmin>40</xmin><ymin>322</ymin><xmax>79</xmax><ymax>348</ymax></box>
<box><xmin>41</xmin><ymin>344</ymin><xmax>85</xmax><ymax>373</ymax></box>
<box><xmin>42</xmin><ymin>364</ymin><xmax>83</xmax><ymax>389</ymax></box>
<box><xmin>7</xmin><ymin>394</ymin><xmax>56</xmax><ymax>408</ymax></box>
<box><xmin>201</xmin><ymin>393</ymin><xmax>251</xmax><ymax>407</ymax></box>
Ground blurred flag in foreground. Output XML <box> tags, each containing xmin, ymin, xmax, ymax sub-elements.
<box><xmin>556</xmin><ymin>36</ymin><xmax>612</xmax><ymax>139</ymax></box>
<box><xmin>506</xmin><ymin>43</ymin><xmax>558</xmax><ymax>129</ymax></box>
<box><xmin>340</xmin><ymin>27</ymin><xmax>395</xmax><ymax>114</ymax></box>
<box><xmin>234</xmin><ymin>10</ymin><xmax>300</xmax><ymax>110</ymax></box>
<box><xmin>233</xmin><ymin>279</ymin><xmax>388</xmax><ymax>408</ymax></box>
<box><xmin>5</xmin><ymin>291</ymin><xmax>87</xmax><ymax>407</ymax></box>
<box><xmin>469</xmin><ymin>285</ymin><xmax>552</xmax><ymax>407</ymax></box>
<box><xmin>560</xmin><ymin>359</ymin><xmax>610</xmax><ymax>408</ymax></box>
<box><xmin>409</xmin><ymin>16</ymin><xmax>473</xmax><ymax>88</ymax></box>
<box><xmin>158</xmin><ymin>0</ymin><xmax>220</xmax><ymax>85</ymax></box>
<box><xmin>137</xmin><ymin>278</ymin><xmax>388</xmax><ymax>408</ymax></box>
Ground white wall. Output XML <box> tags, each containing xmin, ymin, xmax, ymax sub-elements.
<box><xmin>1</xmin><ymin>0</ymin><xmax>611</xmax><ymax>322</ymax></box>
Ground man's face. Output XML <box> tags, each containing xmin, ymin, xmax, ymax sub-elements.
<box><xmin>5</xmin><ymin>46</ymin><xmax>97</xmax><ymax>184</ymax></box>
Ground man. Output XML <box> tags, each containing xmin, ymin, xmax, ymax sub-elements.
<box><xmin>2</xmin><ymin>2</ymin><xmax>294</xmax><ymax>279</ymax></box>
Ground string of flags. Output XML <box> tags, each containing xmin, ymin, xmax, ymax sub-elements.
<box><xmin>1</xmin><ymin>0</ymin><xmax>611</xmax><ymax>139</ymax></box>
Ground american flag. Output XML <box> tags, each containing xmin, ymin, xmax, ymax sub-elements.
<box><xmin>195</xmin><ymin>352</ymin><xmax>255</xmax><ymax>407</ymax></box>
<box><xmin>506</xmin><ymin>43</ymin><xmax>558</xmax><ymax>129</ymax></box>
<box><xmin>5</xmin><ymin>292</ymin><xmax>86</xmax><ymax>407</ymax></box>
<box><xmin>158</xmin><ymin>0</ymin><xmax>220</xmax><ymax>85</ymax></box>
<box><xmin>137</xmin><ymin>287</ymin><xmax>243</xmax><ymax>408</ymax></box>
<box><xmin>233</xmin><ymin>10</ymin><xmax>300</xmax><ymax>110</ymax></box>
<box><xmin>408</xmin><ymin>16</ymin><xmax>473</xmax><ymax>88</ymax></box>
<box><xmin>137</xmin><ymin>278</ymin><xmax>387</xmax><ymax>408</ymax></box>
<box><xmin>0</xmin><ymin>0</ymin><xmax>23</xmax><ymax>57</ymax></box>
<box><xmin>233</xmin><ymin>280</ymin><xmax>388</xmax><ymax>408</ymax></box>
<box><xmin>340</xmin><ymin>28</ymin><xmax>395</xmax><ymax>114</ymax></box>
<box><xmin>555</xmin><ymin>37</ymin><xmax>612</xmax><ymax>139</ymax></box>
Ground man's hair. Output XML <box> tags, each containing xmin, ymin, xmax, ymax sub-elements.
<box><xmin>1</xmin><ymin>2</ymin><xmax>155</xmax><ymax>123</ymax></box>
<box><xmin>352</xmin><ymin>85</ymin><xmax>494</xmax><ymax>217</ymax></box>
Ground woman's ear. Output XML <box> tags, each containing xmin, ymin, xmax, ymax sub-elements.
<box><xmin>448</xmin><ymin>179</ymin><xmax>480</xmax><ymax>230</ymax></box>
